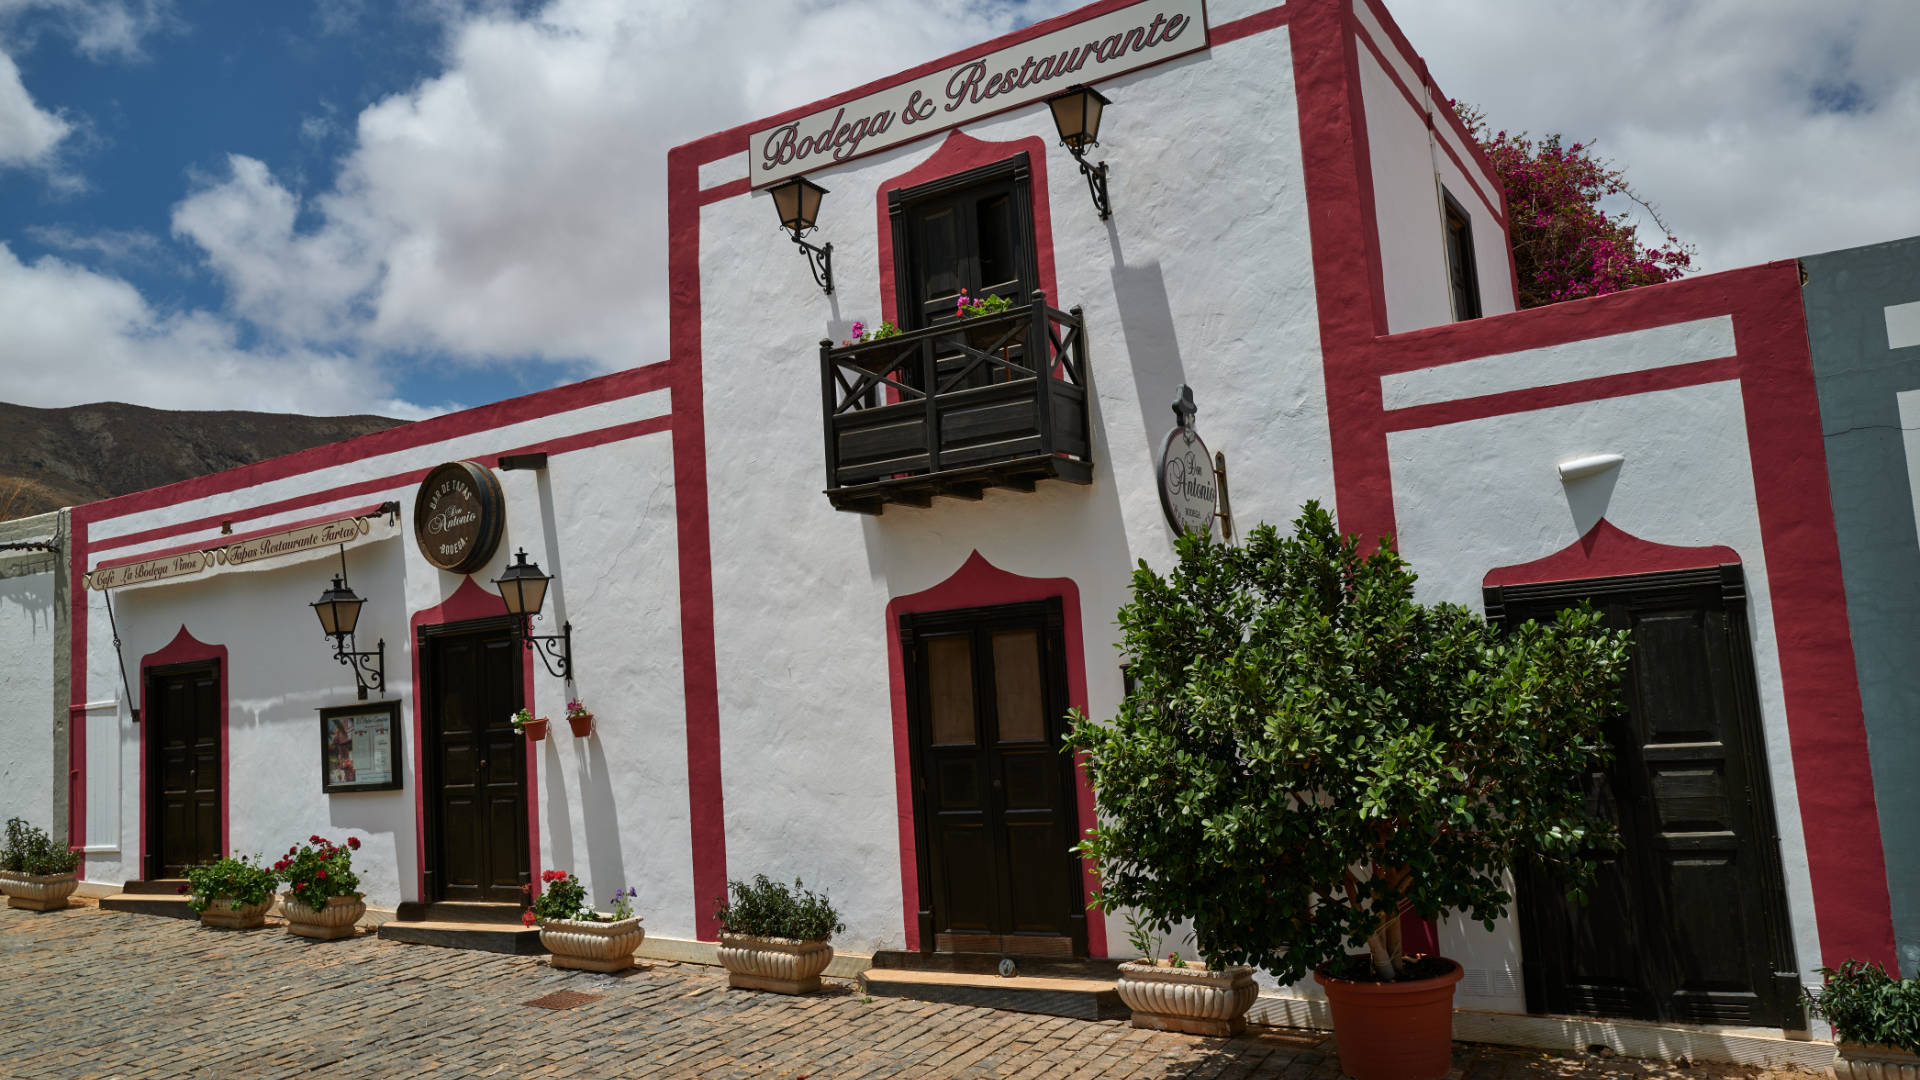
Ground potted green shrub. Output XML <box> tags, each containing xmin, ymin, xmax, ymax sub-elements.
<box><xmin>0</xmin><ymin>818</ymin><xmax>81</xmax><ymax>911</ymax></box>
<box><xmin>275</xmin><ymin>835</ymin><xmax>365</xmax><ymax>940</ymax></box>
<box><xmin>713</xmin><ymin>875</ymin><xmax>845</xmax><ymax>994</ymax></box>
<box><xmin>529</xmin><ymin>870</ymin><xmax>645</xmax><ymax>972</ymax></box>
<box><xmin>1809</xmin><ymin>960</ymin><xmax>1920</xmax><ymax>1078</ymax></box>
<box><xmin>1068</xmin><ymin>504</ymin><xmax>1629</xmax><ymax>1077</ymax></box>
<box><xmin>183</xmin><ymin>855</ymin><xmax>280</xmax><ymax>930</ymax></box>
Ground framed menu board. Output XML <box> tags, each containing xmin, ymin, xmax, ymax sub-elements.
<box><xmin>320</xmin><ymin>701</ymin><xmax>403</xmax><ymax>794</ymax></box>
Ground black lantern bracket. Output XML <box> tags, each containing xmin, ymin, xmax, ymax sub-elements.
<box><xmin>330</xmin><ymin>629</ymin><xmax>386</xmax><ymax>701</ymax></box>
<box><xmin>1047</xmin><ymin>84</ymin><xmax>1114</xmax><ymax>221</ymax></box>
<box><xmin>518</xmin><ymin>614</ymin><xmax>573</xmax><ymax>683</ymax></box>
<box><xmin>794</xmin><ymin>234</ymin><xmax>834</xmax><ymax>295</ymax></box>
<box><xmin>310</xmin><ymin>552</ymin><xmax>386</xmax><ymax>701</ymax></box>
<box><xmin>768</xmin><ymin>174</ymin><xmax>835</xmax><ymax>294</ymax></box>
<box><xmin>1073</xmin><ymin>154</ymin><xmax>1111</xmax><ymax>221</ymax></box>
<box><xmin>491</xmin><ymin>547</ymin><xmax>575</xmax><ymax>683</ymax></box>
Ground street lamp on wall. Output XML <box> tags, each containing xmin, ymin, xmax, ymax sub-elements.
<box><xmin>310</xmin><ymin>569</ymin><xmax>384</xmax><ymax>700</ymax></box>
<box><xmin>1046</xmin><ymin>84</ymin><xmax>1113</xmax><ymax>220</ymax></box>
<box><xmin>493</xmin><ymin>548</ymin><xmax>573</xmax><ymax>682</ymax></box>
<box><xmin>768</xmin><ymin>175</ymin><xmax>834</xmax><ymax>294</ymax></box>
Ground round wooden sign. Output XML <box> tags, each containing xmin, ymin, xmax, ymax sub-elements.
<box><xmin>1157</xmin><ymin>425</ymin><xmax>1217</xmax><ymax>538</ymax></box>
<box><xmin>412</xmin><ymin>461</ymin><xmax>506</xmax><ymax>574</ymax></box>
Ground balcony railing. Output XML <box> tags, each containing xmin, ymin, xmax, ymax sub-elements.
<box><xmin>819</xmin><ymin>292</ymin><xmax>1094</xmax><ymax>513</ymax></box>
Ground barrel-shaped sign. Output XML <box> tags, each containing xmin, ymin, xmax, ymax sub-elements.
<box><xmin>413</xmin><ymin>460</ymin><xmax>506</xmax><ymax>574</ymax></box>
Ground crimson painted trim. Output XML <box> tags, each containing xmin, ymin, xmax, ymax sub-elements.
<box><xmin>1484</xmin><ymin>520</ymin><xmax>1740</xmax><ymax>588</ymax></box>
<box><xmin>1380</xmin><ymin>356</ymin><xmax>1738</xmax><ymax>433</ymax></box>
<box><xmin>91</xmin><ymin>502</ymin><xmax>390</xmax><ymax>572</ymax></box>
<box><xmin>1351</xmin><ymin>0</ymin><xmax>1502</xmax><ymax>189</ymax></box>
<box><xmin>875</xmin><ymin>130</ymin><xmax>1058</xmax><ymax>330</ymax></box>
<box><xmin>882</xmin><ymin>551</ymin><xmax>1107</xmax><ymax>958</ymax></box>
<box><xmin>137</xmin><ymin>626</ymin><xmax>230</xmax><ymax>878</ymax></box>
<box><xmin>1350</xmin><ymin>22</ymin><xmax>1500</xmax><ymax>226</ymax></box>
<box><xmin>406</xmin><ymin>576</ymin><xmax>539</xmax><ymax>904</ymax></box>
<box><xmin>66</xmin><ymin>518</ymin><xmax>86</xmax><ymax>872</ymax></box>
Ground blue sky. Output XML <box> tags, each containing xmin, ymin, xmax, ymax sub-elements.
<box><xmin>1</xmin><ymin>0</ymin><xmax>1916</xmax><ymax>420</ymax></box>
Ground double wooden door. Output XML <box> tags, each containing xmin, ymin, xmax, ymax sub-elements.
<box><xmin>422</xmin><ymin>623</ymin><xmax>529</xmax><ymax>904</ymax></box>
<box><xmin>903</xmin><ymin>600</ymin><xmax>1085</xmax><ymax>956</ymax></box>
<box><xmin>1488</xmin><ymin>567</ymin><xmax>1801</xmax><ymax>1028</ymax></box>
<box><xmin>146</xmin><ymin>663</ymin><xmax>221</xmax><ymax>879</ymax></box>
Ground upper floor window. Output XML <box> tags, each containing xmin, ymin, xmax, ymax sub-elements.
<box><xmin>1442</xmin><ymin>189</ymin><xmax>1482</xmax><ymax>321</ymax></box>
<box><xmin>890</xmin><ymin>156</ymin><xmax>1040</xmax><ymax>332</ymax></box>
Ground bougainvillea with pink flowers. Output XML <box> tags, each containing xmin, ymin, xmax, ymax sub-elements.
<box><xmin>1453</xmin><ymin>102</ymin><xmax>1694</xmax><ymax>309</ymax></box>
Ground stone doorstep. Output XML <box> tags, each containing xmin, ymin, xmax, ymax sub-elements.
<box><xmin>859</xmin><ymin>968</ymin><xmax>1130</xmax><ymax>1022</ymax></box>
<box><xmin>376</xmin><ymin>920</ymin><xmax>546</xmax><ymax>956</ymax></box>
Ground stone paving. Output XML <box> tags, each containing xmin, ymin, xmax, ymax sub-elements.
<box><xmin>0</xmin><ymin>900</ymin><xmax>1824</xmax><ymax>1080</ymax></box>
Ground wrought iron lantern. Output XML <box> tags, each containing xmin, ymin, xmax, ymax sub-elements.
<box><xmin>493</xmin><ymin>548</ymin><xmax>573</xmax><ymax>681</ymax></box>
<box><xmin>310</xmin><ymin>569</ymin><xmax>384</xmax><ymax>699</ymax></box>
<box><xmin>1046</xmin><ymin>84</ymin><xmax>1113</xmax><ymax>220</ymax></box>
<box><xmin>768</xmin><ymin>175</ymin><xmax>834</xmax><ymax>294</ymax></box>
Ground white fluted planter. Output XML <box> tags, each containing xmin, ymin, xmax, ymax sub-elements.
<box><xmin>282</xmin><ymin>893</ymin><xmax>366</xmax><ymax>940</ymax></box>
<box><xmin>198</xmin><ymin>896</ymin><xmax>273</xmax><ymax>930</ymax></box>
<box><xmin>716</xmin><ymin>934</ymin><xmax>834</xmax><ymax>994</ymax></box>
<box><xmin>2</xmin><ymin>872</ymin><xmax>78</xmax><ymax>912</ymax></box>
<box><xmin>1116</xmin><ymin>960</ymin><xmax>1258</xmax><ymax>1036</ymax></box>
<box><xmin>1835</xmin><ymin>1044</ymin><xmax>1920</xmax><ymax>1080</ymax></box>
<box><xmin>540</xmin><ymin>917</ymin><xmax>645</xmax><ymax>972</ymax></box>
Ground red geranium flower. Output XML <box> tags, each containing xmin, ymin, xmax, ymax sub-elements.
<box><xmin>347</xmin><ymin>837</ymin><xmax>361</xmax><ymax>850</ymax></box>
<box><xmin>316</xmin><ymin>870</ymin><xmax>326</xmax><ymax>879</ymax></box>
<box><xmin>521</xmin><ymin>911</ymin><xmax>537</xmax><ymax>927</ymax></box>
<box><xmin>175</xmin><ymin>885</ymin><xmax>187</xmax><ymax>894</ymax></box>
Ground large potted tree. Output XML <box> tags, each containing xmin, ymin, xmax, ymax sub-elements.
<box><xmin>713</xmin><ymin>875</ymin><xmax>845</xmax><ymax>994</ymax></box>
<box><xmin>1069</xmin><ymin>504</ymin><xmax>1629</xmax><ymax>1078</ymax></box>
<box><xmin>0</xmin><ymin>818</ymin><xmax>81</xmax><ymax>911</ymax></box>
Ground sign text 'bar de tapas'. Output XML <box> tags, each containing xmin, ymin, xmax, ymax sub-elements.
<box><xmin>748</xmin><ymin>0</ymin><xmax>1208</xmax><ymax>189</ymax></box>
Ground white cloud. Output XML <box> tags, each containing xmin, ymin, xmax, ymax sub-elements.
<box><xmin>0</xmin><ymin>0</ymin><xmax>172</xmax><ymax>61</ymax></box>
<box><xmin>0</xmin><ymin>242</ymin><xmax>435</xmax><ymax>418</ymax></box>
<box><xmin>1386</xmin><ymin>0</ymin><xmax>1920</xmax><ymax>272</ymax></box>
<box><xmin>0</xmin><ymin>45</ymin><xmax>69</xmax><ymax>168</ymax></box>
<box><xmin>165</xmin><ymin>0</ymin><xmax>1079</xmax><ymax>374</ymax></box>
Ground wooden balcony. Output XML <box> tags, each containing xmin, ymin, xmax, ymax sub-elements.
<box><xmin>820</xmin><ymin>293</ymin><xmax>1094</xmax><ymax>514</ymax></box>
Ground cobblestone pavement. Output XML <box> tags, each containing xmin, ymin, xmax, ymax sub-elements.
<box><xmin>0</xmin><ymin>901</ymin><xmax>1825</xmax><ymax>1080</ymax></box>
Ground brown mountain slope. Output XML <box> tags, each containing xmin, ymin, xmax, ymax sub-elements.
<box><xmin>0</xmin><ymin>401</ymin><xmax>409</xmax><ymax>522</ymax></box>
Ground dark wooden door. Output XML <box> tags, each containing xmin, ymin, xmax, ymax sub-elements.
<box><xmin>424</xmin><ymin>625</ymin><xmax>529</xmax><ymax>904</ymax></box>
<box><xmin>903</xmin><ymin>600</ymin><xmax>1084</xmax><ymax>956</ymax></box>
<box><xmin>1488</xmin><ymin>567</ymin><xmax>1801</xmax><ymax>1028</ymax></box>
<box><xmin>147</xmin><ymin>663</ymin><xmax>221</xmax><ymax>878</ymax></box>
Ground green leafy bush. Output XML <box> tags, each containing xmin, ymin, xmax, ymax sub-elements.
<box><xmin>183</xmin><ymin>855</ymin><xmax>280</xmax><ymax>914</ymax></box>
<box><xmin>1067</xmin><ymin>503</ymin><xmax>1630</xmax><ymax>982</ymax></box>
<box><xmin>1809</xmin><ymin>961</ymin><xmax>1920</xmax><ymax>1051</ymax></box>
<box><xmin>275</xmin><ymin>834</ymin><xmax>361</xmax><ymax>909</ymax></box>
<box><xmin>3</xmin><ymin>817</ymin><xmax>79</xmax><ymax>876</ymax></box>
<box><xmin>714</xmin><ymin>875</ymin><xmax>845</xmax><ymax>942</ymax></box>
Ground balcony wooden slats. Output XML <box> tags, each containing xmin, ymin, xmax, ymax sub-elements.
<box><xmin>820</xmin><ymin>294</ymin><xmax>1094</xmax><ymax>514</ymax></box>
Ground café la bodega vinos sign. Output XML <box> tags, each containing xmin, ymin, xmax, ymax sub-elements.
<box><xmin>413</xmin><ymin>460</ymin><xmax>506</xmax><ymax>574</ymax></box>
<box><xmin>1157</xmin><ymin>385</ymin><xmax>1217</xmax><ymax>539</ymax></box>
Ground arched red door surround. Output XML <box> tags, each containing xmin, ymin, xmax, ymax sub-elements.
<box><xmin>1483</xmin><ymin>519</ymin><xmax>1740</xmax><ymax>588</ymax></box>
<box><xmin>407</xmin><ymin>575</ymin><xmax>540</xmax><ymax>904</ymax></box>
<box><xmin>138</xmin><ymin>626</ymin><xmax>230</xmax><ymax>878</ymax></box>
<box><xmin>884</xmin><ymin>550</ymin><xmax>1106</xmax><ymax>957</ymax></box>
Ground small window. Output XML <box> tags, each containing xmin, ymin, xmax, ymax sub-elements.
<box><xmin>890</xmin><ymin>157</ymin><xmax>1039</xmax><ymax>332</ymax></box>
<box><xmin>1442</xmin><ymin>190</ymin><xmax>1482</xmax><ymax>321</ymax></box>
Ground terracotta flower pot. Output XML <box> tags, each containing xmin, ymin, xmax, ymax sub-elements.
<box><xmin>540</xmin><ymin>916</ymin><xmax>645</xmax><ymax>972</ymax></box>
<box><xmin>282</xmin><ymin>892</ymin><xmax>366</xmax><ymax>940</ymax></box>
<box><xmin>716</xmin><ymin>933</ymin><xmax>834</xmax><ymax>994</ymax></box>
<box><xmin>522</xmin><ymin>718</ymin><xmax>549</xmax><ymax>741</ymax></box>
<box><xmin>567</xmin><ymin>712</ymin><xmax>594</xmax><ymax>738</ymax></box>
<box><xmin>1834</xmin><ymin>1042</ymin><xmax>1920</xmax><ymax>1079</ymax></box>
<box><xmin>1314</xmin><ymin>958</ymin><xmax>1462</xmax><ymax>1080</ymax></box>
<box><xmin>1116</xmin><ymin>960</ymin><xmax>1259</xmax><ymax>1036</ymax></box>
<box><xmin>198</xmin><ymin>896</ymin><xmax>274</xmax><ymax>930</ymax></box>
<box><xmin>2</xmin><ymin>871</ymin><xmax>79</xmax><ymax>911</ymax></box>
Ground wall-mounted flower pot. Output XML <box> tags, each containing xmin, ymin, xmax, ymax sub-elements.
<box><xmin>540</xmin><ymin>916</ymin><xmax>645</xmax><ymax>972</ymax></box>
<box><xmin>198</xmin><ymin>896</ymin><xmax>274</xmax><ymax>930</ymax></box>
<box><xmin>717</xmin><ymin>934</ymin><xmax>834</xmax><ymax>994</ymax></box>
<box><xmin>1116</xmin><ymin>960</ymin><xmax>1259</xmax><ymax>1036</ymax></box>
<box><xmin>522</xmin><ymin>718</ymin><xmax>549</xmax><ymax>741</ymax></box>
<box><xmin>1835</xmin><ymin>1042</ymin><xmax>1920</xmax><ymax>1079</ymax></box>
<box><xmin>567</xmin><ymin>712</ymin><xmax>594</xmax><ymax>738</ymax></box>
<box><xmin>282</xmin><ymin>892</ymin><xmax>366</xmax><ymax>940</ymax></box>
<box><xmin>1313</xmin><ymin>958</ymin><xmax>1463</xmax><ymax>1080</ymax></box>
<box><xmin>1</xmin><ymin>872</ymin><xmax>79</xmax><ymax>912</ymax></box>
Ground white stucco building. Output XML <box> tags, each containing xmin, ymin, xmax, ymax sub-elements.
<box><xmin>37</xmin><ymin>0</ymin><xmax>1900</xmax><ymax>1065</ymax></box>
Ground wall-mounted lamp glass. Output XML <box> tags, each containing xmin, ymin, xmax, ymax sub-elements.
<box><xmin>310</xmin><ymin>563</ymin><xmax>384</xmax><ymax>700</ymax></box>
<box><xmin>768</xmin><ymin>175</ymin><xmax>834</xmax><ymax>294</ymax></box>
<box><xmin>493</xmin><ymin>548</ymin><xmax>573</xmax><ymax>681</ymax></box>
<box><xmin>1047</xmin><ymin>84</ymin><xmax>1112</xmax><ymax>220</ymax></box>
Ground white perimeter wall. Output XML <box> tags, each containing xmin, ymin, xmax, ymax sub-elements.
<box><xmin>0</xmin><ymin>543</ymin><xmax>57</xmax><ymax>833</ymax></box>
<box><xmin>696</xmin><ymin>27</ymin><xmax>1335</xmax><ymax>957</ymax></box>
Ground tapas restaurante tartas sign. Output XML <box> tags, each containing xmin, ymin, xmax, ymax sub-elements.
<box><xmin>748</xmin><ymin>0</ymin><xmax>1209</xmax><ymax>188</ymax></box>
